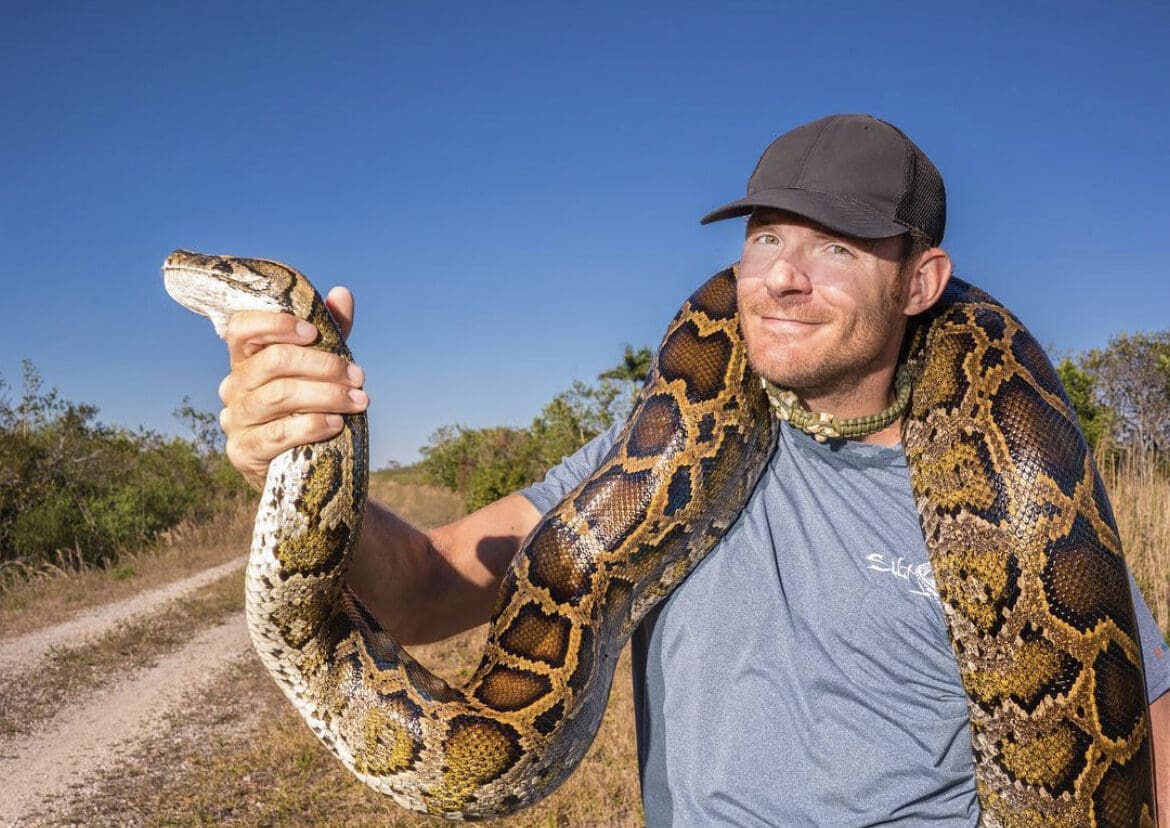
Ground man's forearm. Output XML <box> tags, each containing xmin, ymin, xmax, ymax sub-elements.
<box><xmin>1154</xmin><ymin>692</ymin><xmax>1169</xmax><ymax>826</ymax></box>
<box><xmin>343</xmin><ymin>493</ymin><xmax>541</xmax><ymax>645</ymax></box>
<box><xmin>344</xmin><ymin>500</ymin><xmax>453</xmax><ymax>644</ymax></box>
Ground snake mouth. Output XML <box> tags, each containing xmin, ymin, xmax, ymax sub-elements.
<box><xmin>162</xmin><ymin>259</ymin><xmax>286</xmax><ymax>338</ymax></box>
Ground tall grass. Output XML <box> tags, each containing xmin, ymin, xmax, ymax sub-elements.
<box><xmin>368</xmin><ymin>474</ymin><xmax>465</xmax><ymax>530</ymax></box>
<box><xmin>1100</xmin><ymin>447</ymin><xmax>1170</xmax><ymax>636</ymax></box>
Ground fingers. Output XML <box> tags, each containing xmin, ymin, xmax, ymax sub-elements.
<box><xmin>224</xmin><ymin>284</ymin><xmax>354</xmax><ymax>360</ymax></box>
<box><xmin>217</xmin><ymin>289</ymin><xmax>363</xmax><ymax>490</ymax></box>
<box><xmin>225</xmin><ymin>412</ymin><xmax>348</xmax><ymax>489</ymax></box>
<box><xmin>325</xmin><ymin>286</ymin><xmax>355</xmax><ymax>341</ymax></box>
<box><xmin>220</xmin><ymin>378</ymin><xmax>368</xmax><ymax>433</ymax></box>
<box><xmin>225</xmin><ymin>311</ymin><xmax>318</xmax><ymax>365</ymax></box>
<box><xmin>219</xmin><ymin>371</ymin><xmax>368</xmax><ymax>490</ymax></box>
<box><xmin>219</xmin><ymin>343</ymin><xmax>364</xmax><ymax>401</ymax></box>
<box><xmin>218</xmin><ymin>349</ymin><xmax>367</xmax><ymax>480</ymax></box>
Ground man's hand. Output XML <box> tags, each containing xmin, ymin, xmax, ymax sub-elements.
<box><xmin>218</xmin><ymin>286</ymin><xmax>368</xmax><ymax>489</ymax></box>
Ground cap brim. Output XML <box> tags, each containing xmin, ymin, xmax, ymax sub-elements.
<box><xmin>699</xmin><ymin>187</ymin><xmax>908</xmax><ymax>239</ymax></box>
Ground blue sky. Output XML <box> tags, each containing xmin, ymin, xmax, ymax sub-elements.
<box><xmin>2</xmin><ymin>2</ymin><xmax>1168</xmax><ymax>466</ymax></box>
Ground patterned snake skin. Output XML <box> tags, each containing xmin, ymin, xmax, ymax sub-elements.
<box><xmin>163</xmin><ymin>251</ymin><xmax>1156</xmax><ymax>825</ymax></box>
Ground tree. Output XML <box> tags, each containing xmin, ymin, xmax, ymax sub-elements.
<box><xmin>418</xmin><ymin>374</ymin><xmax>625</xmax><ymax>507</ymax></box>
<box><xmin>417</xmin><ymin>344</ymin><xmax>664</xmax><ymax>506</ymax></box>
<box><xmin>1082</xmin><ymin>331</ymin><xmax>1170</xmax><ymax>452</ymax></box>
<box><xmin>174</xmin><ymin>396</ymin><xmax>224</xmax><ymax>456</ymax></box>
<box><xmin>1055</xmin><ymin>358</ymin><xmax>1113</xmax><ymax>451</ymax></box>
<box><xmin>599</xmin><ymin>345</ymin><xmax>653</xmax><ymax>406</ymax></box>
<box><xmin>530</xmin><ymin>379</ymin><xmax>621</xmax><ymax>467</ymax></box>
<box><xmin>419</xmin><ymin>425</ymin><xmax>540</xmax><ymax>511</ymax></box>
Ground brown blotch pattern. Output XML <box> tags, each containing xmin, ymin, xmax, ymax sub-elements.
<box><xmin>992</xmin><ymin>373</ymin><xmax>1084</xmax><ymax>499</ymax></box>
<box><xmin>1041</xmin><ymin>523</ymin><xmax>1133</xmax><ymax>636</ymax></box>
<box><xmin>526</xmin><ymin>518</ymin><xmax>595</xmax><ymax>605</ymax></box>
<box><xmin>657</xmin><ymin>321</ymin><xmax>733</xmax><ymax>403</ymax></box>
<box><xmin>1091</xmin><ymin>642</ymin><xmax>1147</xmax><ymax>743</ymax></box>
<box><xmin>625</xmin><ymin>393</ymin><xmax>683</xmax><ymax>458</ymax></box>
<box><xmin>474</xmin><ymin>667</ymin><xmax>552</xmax><ymax>712</ymax></box>
<box><xmin>499</xmin><ymin>604</ymin><xmax>573</xmax><ymax>667</ymax></box>
<box><xmin>572</xmin><ymin>466</ymin><xmax>656</xmax><ymax>549</ymax></box>
<box><xmin>688</xmin><ymin>269</ymin><xmax>738</xmax><ymax>319</ymax></box>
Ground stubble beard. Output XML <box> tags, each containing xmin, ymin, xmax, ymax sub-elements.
<box><xmin>742</xmin><ymin>290</ymin><xmax>904</xmax><ymax>402</ymax></box>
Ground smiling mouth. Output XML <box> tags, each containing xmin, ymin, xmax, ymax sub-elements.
<box><xmin>760</xmin><ymin>317</ymin><xmax>822</xmax><ymax>331</ymax></box>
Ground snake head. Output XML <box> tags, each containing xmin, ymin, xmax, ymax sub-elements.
<box><xmin>163</xmin><ymin>249</ymin><xmax>300</xmax><ymax>338</ymax></box>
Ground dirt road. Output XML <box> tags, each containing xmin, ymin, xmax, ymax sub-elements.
<box><xmin>0</xmin><ymin>561</ymin><xmax>250</xmax><ymax>826</ymax></box>
<box><xmin>0</xmin><ymin>558</ymin><xmax>244</xmax><ymax>675</ymax></box>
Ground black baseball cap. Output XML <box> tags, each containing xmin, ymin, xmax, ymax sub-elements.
<box><xmin>701</xmin><ymin>114</ymin><xmax>946</xmax><ymax>246</ymax></box>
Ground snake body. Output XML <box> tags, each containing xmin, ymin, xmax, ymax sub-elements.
<box><xmin>164</xmin><ymin>250</ymin><xmax>1156</xmax><ymax>825</ymax></box>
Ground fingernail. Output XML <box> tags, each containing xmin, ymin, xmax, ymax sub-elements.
<box><xmin>348</xmin><ymin>389</ymin><xmax>369</xmax><ymax>406</ymax></box>
<box><xmin>347</xmin><ymin>363</ymin><xmax>364</xmax><ymax>384</ymax></box>
<box><xmin>325</xmin><ymin>414</ymin><xmax>343</xmax><ymax>428</ymax></box>
<box><xmin>296</xmin><ymin>321</ymin><xmax>317</xmax><ymax>340</ymax></box>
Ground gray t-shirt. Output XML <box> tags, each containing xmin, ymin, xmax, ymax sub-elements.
<box><xmin>520</xmin><ymin>421</ymin><xmax>1170</xmax><ymax>827</ymax></box>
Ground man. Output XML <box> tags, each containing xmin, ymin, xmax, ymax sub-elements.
<box><xmin>217</xmin><ymin>114</ymin><xmax>1169</xmax><ymax>825</ymax></box>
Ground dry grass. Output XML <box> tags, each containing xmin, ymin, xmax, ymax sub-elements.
<box><xmin>1101</xmin><ymin>448</ymin><xmax>1170</xmax><ymax>636</ymax></box>
<box><xmin>59</xmin><ymin>634</ymin><xmax>641</xmax><ymax>827</ymax></box>
<box><xmin>369</xmin><ymin>474</ymin><xmax>466</xmax><ymax>530</ymax></box>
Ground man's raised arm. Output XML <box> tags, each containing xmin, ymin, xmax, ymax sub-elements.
<box><xmin>218</xmin><ymin>292</ymin><xmax>540</xmax><ymax>645</ymax></box>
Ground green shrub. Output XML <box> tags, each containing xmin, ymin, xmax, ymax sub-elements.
<box><xmin>416</xmin><ymin>369</ymin><xmax>626</xmax><ymax>510</ymax></box>
<box><xmin>0</xmin><ymin>361</ymin><xmax>248</xmax><ymax>573</ymax></box>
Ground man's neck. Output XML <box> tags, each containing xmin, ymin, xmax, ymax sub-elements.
<box><xmin>785</xmin><ymin>363</ymin><xmax>904</xmax><ymax>446</ymax></box>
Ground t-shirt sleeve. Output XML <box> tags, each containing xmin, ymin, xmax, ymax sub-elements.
<box><xmin>518</xmin><ymin>421</ymin><xmax>623</xmax><ymax>516</ymax></box>
<box><xmin>1129</xmin><ymin>569</ymin><xmax>1170</xmax><ymax>703</ymax></box>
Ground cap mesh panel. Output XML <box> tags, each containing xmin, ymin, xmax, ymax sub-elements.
<box><xmin>895</xmin><ymin>152</ymin><xmax>946</xmax><ymax>245</ymax></box>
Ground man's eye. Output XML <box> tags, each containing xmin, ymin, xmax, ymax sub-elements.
<box><xmin>756</xmin><ymin>233</ymin><xmax>779</xmax><ymax>245</ymax></box>
<box><xmin>828</xmin><ymin>243</ymin><xmax>853</xmax><ymax>256</ymax></box>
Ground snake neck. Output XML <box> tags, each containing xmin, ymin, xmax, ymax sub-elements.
<box><xmin>760</xmin><ymin>364</ymin><xmax>911</xmax><ymax>443</ymax></box>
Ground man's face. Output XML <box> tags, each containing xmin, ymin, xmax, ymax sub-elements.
<box><xmin>736</xmin><ymin>209</ymin><xmax>909</xmax><ymax>396</ymax></box>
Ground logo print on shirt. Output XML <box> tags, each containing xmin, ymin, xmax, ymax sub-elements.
<box><xmin>866</xmin><ymin>553</ymin><xmax>939</xmax><ymax>602</ymax></box>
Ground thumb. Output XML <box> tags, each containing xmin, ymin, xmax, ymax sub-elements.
<box><xmin>325</xmin><ymin>286</ymin><xmax>355</xmax><ymax>341</ymax></box>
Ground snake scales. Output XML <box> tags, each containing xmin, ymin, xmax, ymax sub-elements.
<box><xmin>163</xmin><ymin>250</ymin><xmax>1156</xmax><ymax>825</ymax></box>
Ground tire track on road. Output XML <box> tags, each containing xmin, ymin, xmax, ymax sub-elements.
<box><xmin>0</xmin><ymin>557</ymin><xmax>245</xmax><ymax>675</ymax></box>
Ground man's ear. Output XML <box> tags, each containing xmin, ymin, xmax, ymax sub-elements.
<box><xmin>903</xmin><ymin>248</ymin><xmax>953</xmax><ymax>316</ymax></box>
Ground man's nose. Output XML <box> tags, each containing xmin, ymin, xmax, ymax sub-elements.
<box><xmin>763</xmin><ymin>252</ymin><xmax>812</xmax><ymax>296</ymax></box>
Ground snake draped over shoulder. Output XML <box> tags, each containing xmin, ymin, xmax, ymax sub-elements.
<box><xmin>163</xmin><ymin>250</ymin><xmax>1156</xmax><ymax>826</ymax></box>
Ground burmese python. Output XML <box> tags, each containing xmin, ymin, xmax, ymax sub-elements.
<box><xmin>163</xmin><ymin>250</ymin><xmax>1156</xmax><ymax>825</ymax></box>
